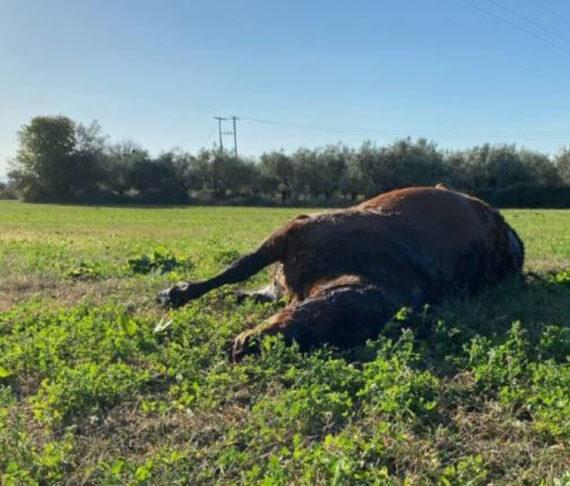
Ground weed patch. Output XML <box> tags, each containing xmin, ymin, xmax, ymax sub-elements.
<box><xmin>127</xmin><ymin>246</ymin><xmax>193</xmax><ymax>275</ymax></box>
<box><xmin>67</xmin><ymin>260</ymin><xmax>103</xmax><ymax>280</ymax></box>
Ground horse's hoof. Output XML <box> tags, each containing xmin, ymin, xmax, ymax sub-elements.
<box><xmin>231</xmin><ymin>333</ymin><xmax>249</xmax><ymax>362</ymax></box>
<box><xmin>156</xmin><ymin>285</ymin><xmax>186</xmax><ymax>308</ymax></box>
<box><xmin>231</xmin><ymin>331</ymin><xmax>261</xmax><ymax>362</ymax></box>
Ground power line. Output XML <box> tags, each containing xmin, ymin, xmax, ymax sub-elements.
<box><xmin>241</xmin><ymin>115</ymin><xmax>569</xmax><ymax>140</ymax></box>
<box><xmin>240</xmin><ymin>116</ymin><xmax>346</xmax><ymax>134</ymax></box>
<box><xmin>485</xmin><ymin>0</ymin><xmax>570</xmax><ymax>47</ymax></box>
<box><xmin>528</xmin><ymin>0</ymin><xmax>570</xmax><ymax>28</ymax></box>
<box><xmin>459</xmin><ymin>0</ymin><xmax>570</xmax><ymax>54</ymax></box>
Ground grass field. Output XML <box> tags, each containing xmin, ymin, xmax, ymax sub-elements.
<box><xmin>1</xmin><ymin>200</ymin><xmax>570</xmax><ymax>484</ymax></box>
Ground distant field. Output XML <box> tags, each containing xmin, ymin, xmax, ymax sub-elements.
<box><xmin>1</xmin><ymin>200</ymin><xmax>569</xmax><ymax>484</ymax></box>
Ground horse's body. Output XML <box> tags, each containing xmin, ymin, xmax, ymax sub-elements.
<box><xmin>159</xmin><ymin>186</ymin><xmax>524</xmax><ymax>361</ymax></box>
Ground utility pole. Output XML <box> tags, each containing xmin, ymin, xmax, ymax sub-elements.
<box><xmin>231</xmin><ymin>116</ymin><xmax>239</xmax><ymax>158</ymax></box>
<box><xmin>214</xmin><ymin>116</ymin><xmax>226</xmax><ymax>153</ymax></box>
<box><xmin>213</xmin><ymin>116</ymin><xmax>239</xmax><ymax>157</ymax></box>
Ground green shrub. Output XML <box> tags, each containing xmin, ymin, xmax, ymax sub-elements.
<box><xmin>359</xmin><ymin>331</ymin><xmax>439</xmax><ymax>419</ymax></box>
<box><xmin>538</xmin><ymin>325</ymin><xmax>570</xmax><ymax>362</ymax></box>
<box><xmin>67</xmin><ymin>260</ymin><xmax>103</xmax><ymax>280</ymax></box>
<box><xmin>127</xmin><ymin>246</ymin><xmax>192</xmax><ymax>274</ymax></box>
<box><xmin>467</xmin><ymin>322</ymin><xmax>529</xmax><ymax>391</ymax></box>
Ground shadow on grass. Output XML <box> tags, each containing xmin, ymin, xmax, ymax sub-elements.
<box><xmin>341</xmin><ymin>273</ymin><xmax>570</xmax><ymax>367</ymax></box>
<box><xmin>436</xmin><ymin>273</ymin><xmax>569</xmax><ymax>341</ymax></box>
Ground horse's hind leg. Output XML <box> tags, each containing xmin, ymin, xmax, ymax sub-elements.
<box><xmin>231</xmin><ymin>283</ymin><xmax>393</xmax><ymax>361</ymax></box>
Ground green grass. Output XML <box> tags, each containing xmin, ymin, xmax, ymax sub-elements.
<box><xmin>0</xmin><ymin>200</ymin><xmax>569</xmax><ymax>484</ymax></box>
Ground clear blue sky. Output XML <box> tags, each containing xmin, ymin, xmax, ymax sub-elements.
<box><xmin>2</xmin><ymin>0</ymin><xmax>570</xmax><ymax>179</ymax></box>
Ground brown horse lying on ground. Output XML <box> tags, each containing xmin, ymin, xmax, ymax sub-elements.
<box><xmin>158</xmin><ymin>185</ymin><xmax>524</xmax><ymax>361</ymax></box>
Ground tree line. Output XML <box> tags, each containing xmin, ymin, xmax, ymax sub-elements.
<box><xmin>4</xmin><ymin>115</ymin><xmax>570</xmax><ymax>206</ymax></box>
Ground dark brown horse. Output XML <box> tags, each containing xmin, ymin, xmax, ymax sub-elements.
<box><xmin>158</xmin><ymin>186</ymin><xmax>524</xmax><ymax>361</ymax></box>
